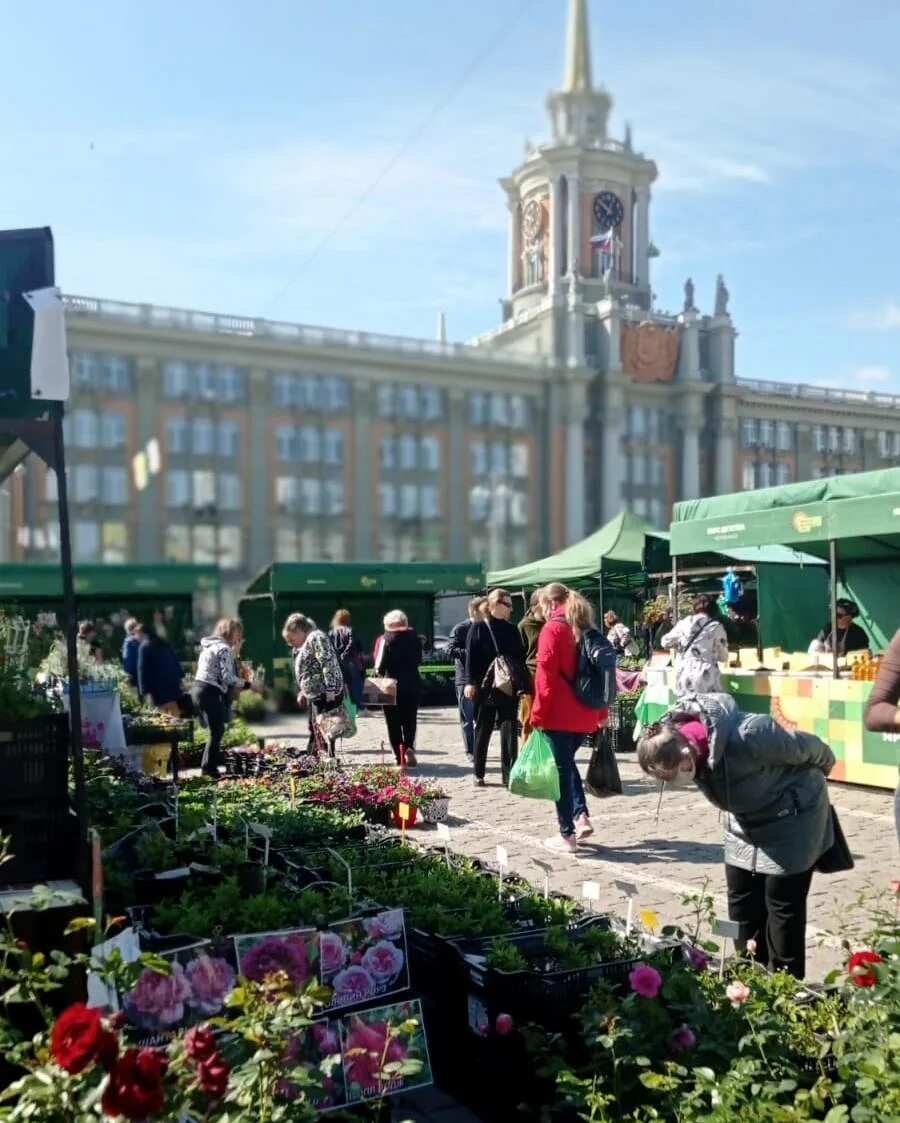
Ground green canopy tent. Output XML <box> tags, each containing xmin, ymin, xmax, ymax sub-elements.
<box><xmin>670</xmin><ymin>467</ymin><xmax>900</xmax><ymax>665</ymax></box>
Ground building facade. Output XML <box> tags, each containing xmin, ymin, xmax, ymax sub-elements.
<box><xmin>5</xmin><ymin>0</ymin><xmax>900</xmax><ymax>601</ymax></box>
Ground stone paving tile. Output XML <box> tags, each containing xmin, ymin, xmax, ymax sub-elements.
<box><xmin>255</xmin><ymin>707</ymin><xmax>899</xmax><ymax>981</ymax></box>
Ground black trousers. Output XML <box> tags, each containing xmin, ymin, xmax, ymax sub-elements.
<box><xmin>473</xmin><ymin>693</ymin><xmax>518</xmax><ymax>785</ymax></box>
<box><xmin>725</xmin><ymin>863</ymin><xmax>814</xmax><ymax>978</ymax></box>
<box><xmin>384</xmin><ymin>690</ymin><xmax>419</xmax><ymax>763</ymax></box>
<box><xmin>193</xmin><ymin>683</ymin><xmax>226</xmax><ymax>773</ymax></box>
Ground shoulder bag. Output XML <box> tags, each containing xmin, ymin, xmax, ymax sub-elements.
<box><xmin>362</xmin><ymin>634</ymin><xmax>398</xmax><ymax>706</ymax></box>
<box><xmin>483</xmin><ymin>620</ymin><xmax>516</xmax><ymax>697</ymax></box>
<box><xmin>814</xmin><ymin>806</ymin><xmax>855</xmax><ymax>874</ymax></box>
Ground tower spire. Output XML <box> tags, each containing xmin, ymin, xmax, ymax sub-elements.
<box><xmin>563</xmin><ymin>0</ymin><xmax>592</xmax><ymax>93</ymax></box>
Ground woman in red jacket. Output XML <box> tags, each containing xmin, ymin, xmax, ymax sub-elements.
<box><xmin>532</xmin><ymin>583</ymin><xmax>609</xmax><ymax>855</ymax></box>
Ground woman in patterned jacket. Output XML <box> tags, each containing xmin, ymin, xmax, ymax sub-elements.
<box><xmin>282</xmin><ymin>612</ymin><xmax>345</xmax><ymax>755</ymax></box>
<box><xmin>193</xmin><ymin>617</ymin><xmax>257</xmax><ymax>779</ymax></box>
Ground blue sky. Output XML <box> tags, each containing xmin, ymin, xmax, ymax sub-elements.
<box><xmin>4</xmin><ymin>0</ymin><xmax>900</xmax><ymax>391</ymax></box>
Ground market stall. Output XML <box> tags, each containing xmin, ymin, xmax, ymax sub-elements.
<box><xmin>661</xmin><ymin>467</ymin><xmax>900</xmax><ymax>790</ymax></box>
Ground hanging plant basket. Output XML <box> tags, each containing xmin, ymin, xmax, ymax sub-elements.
<box><xmin>421</xmin><ymin>796</ymin><xmax>451</xmax><ymax>823</ymax></box>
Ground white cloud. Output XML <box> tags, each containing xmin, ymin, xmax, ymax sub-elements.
<box><xmin>850</xmin><ymin>364</ymin><xmax>893</xmax><ymax>385</ymax></box>
<box><xmin>848</xmin><ymin>301</ymin><xmax>900</xmax><ymax>331</ymax></box>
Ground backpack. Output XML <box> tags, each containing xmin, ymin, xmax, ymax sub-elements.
<box><xmin>570</xmin><ymin>628</ymin><xmax>618</xmax><ymax>709</ymax></box>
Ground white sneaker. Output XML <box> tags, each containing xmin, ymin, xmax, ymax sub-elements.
<box><xmin>543</xmin><ymin>835</ymin><xmax>578</xmax><ymax>856</ymax></box>
<box><xmin>574</xmin><ymin>813</ymin><xmax>594</xmax><ymax>841</ymax></box>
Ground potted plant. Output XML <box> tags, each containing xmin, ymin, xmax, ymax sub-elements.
<box><xmin>419</xmin><ymin>782</ymin><xmax>451</xmax><ymax>823</ymax></box>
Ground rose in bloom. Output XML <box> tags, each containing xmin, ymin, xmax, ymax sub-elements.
<box><xmin>313</xmin><ymin>1022</ymin><xmax>340</xmax><ymax>1055</ymax></box>
<box><xmin>184</xmin><ymin>1025</ymin><xmax>217</xmax><ymax>1064</ymax></box>
<box><xmin>343</xmin><ymin>1019</ymin><xmax>407</xmax><ymax>1092</ymax></box>
<box><xmin>101</xmin><ymin>1047</ymin><xmax>167</xmax><ymax>1121</ymax></box>
<box><xmin>319</xmin><ymin>931</ymin><xmax>348</xmax><ymax>978</ymax></box>
<box><xmin>363</xmin><ymin>909</ymin><xmax>405</xmax><ymax>941</ymax></box>
<box><xmin>847</xmin><ymin>949</ymin><xmax>883</xmax><ymax>988</ymax></box>
<box><xmin>185</xmin><ymin>955</ymin><xmax>235</xmax><ymax>1015</ymax></box>
<box><xmin>669</xmin><ymin>1024</ymin><xmax>696</xmax><ymax>1053</ymax></box>
<box><xmin>495</xmin><ymin>1013</ymin><xmax>514</xmax><ymax>1036</ymax></box>
<box><xmin>332</xmin><ymin>965</ymin><xmax>377</xmax><ymax>1004</ymax></box>
<box><xmin>197</xmin><ymin>1053</ymin><xmax>230</xmax><ymax>1099</ymax></box>
<box><xmin>684</xmin><ymin>945</ymin><xmax>710</xmax><ymax>972</ymax></box>
<box><xmin>50</xmin><ymin>1004</ymin><xmax>118</xmax><ymax>1074</ymax></box>
<box><xmin>745</xmin><ymin>938</ymin><xmax>757</xmax><ymax>956</ymax></box>
<box><xmin>726</xmin><ymin>980</ymin><xmax>751</xmax><ymax>1007</ymax></box>
<box><xmin>123</xmin><ymin>965</ymin><xmax>191</xmax><ymax>1031</ymax></box>
<box><xmin>241</xmin><ymin>934</ymin><xmax>309</xmax><ymax>987</ymax></box>
<box><xmin>628</xmin><ymin>964</ymin><xmax>663</xmax><ymax>999</ymax></box>
<box><xmin>361</xmin><ymin>940</ymin><xmax>405</xmax><ymax>985</ymax></box>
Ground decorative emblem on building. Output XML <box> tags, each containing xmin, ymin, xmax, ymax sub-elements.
<box><xmin>620</xmin><ymin>320</ymin><xmax>680</xmax><ymax>382</ymax></box>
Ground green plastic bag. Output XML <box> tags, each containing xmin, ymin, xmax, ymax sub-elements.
<box><xmin>343</xmin><ymin>697</ymin><xmax>358</xmax><ymax>739</ymax></box>
<box><xmin>508</xmin><ymin>729</ymin><xmax>560</xmax><ymax>801</ymax></box>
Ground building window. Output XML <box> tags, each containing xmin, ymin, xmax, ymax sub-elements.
<box><xmin>379</xmin><ymin>436</ymin><xmax>395</xmax><ymax>469</ymax></box>
<box><xmin>74</xmin><ymin>521</ymin><xmax>99</xmax><ymax>561</ymax></box>
<box><xmin>421</xmin><ymin>387</ymin><xmax>442</xmax><ymax>421</ymax></box>
<box><xmin>219</xmin><ymin>473</ymin><xmax>241</xmax><ymax>511</ymax></box>
<box><xmin>72</xmin><ymin>353</ymin><xmax>98</xmax><ymax>388</ymax></box>
<box><xmin>399</xmin><ymin>435</ymin><xmax>417</xmax><ymax>471</ymax></box>
<box><xmin>219</xmin><ymin>366</ymin><xmax>246</xmax><ymax>402</ymax></box>
<box><xmin>489</xmin><ymin>441</ymin><xmax>508</xmax><ymax>475</ymax></box>
<box><xmin>489</xmin><ymin>394</ymin><xmax>509</xmax><ymax>426</ymax></box>
<box><xmin>164</xmin><ymin>525</ymin><xmax>191</xmax><ymax>562</ymax></box>
<box><xmin>300</xmin><ymin>377</ymin><xmax>323</xmax><ymax>410</ymax></box>
<box><xmin>400</xmin><ymin>484</ymin><xmax>418</xmax><ymax>519</ymax></box>
<box><xmin>509</xmin><ymin>396</ymin><xmax>530</xmax><ymax>430</ymax></box>
<box><xmin>276</xmin><ymin>426</ymin><xmax>296</xmax><ymax>462</ymax></box>
<box><xmin>100</xmin><ymin>355</ymin><xmax>132</xmax><ymax>393</ymax></box>
<box><xmin>324</xmin><ymin>376</ymin><xmax>349</xmax><ymax>411</ymax></box>
<box><xmin>71</xmin><ymin>409</ymin><xmax>99</xmax><ymax>448</ymax></box>
<box><xmin>878</xmin><ymin>430</ymin><xmax>890</xmax><ymax>457</ymax></box>
<box><xmin>632</xmin><ymin>456</ymin><xmax>646</xmax><ymax>485</ymax></box>
<box><xmin>470</xmin><ymin>441</ymin><xmax>487</xmax><ymax>477</ymax></box>
<box><xmin>100</xmin><ymin>412</ymin><xmax>127</xmax><ymax>449</ymax></box>
<box><xmin>509</xmin><ymin>491</ymin><xmax>528</xmax><ymax>526</ymax></box>
<box><xmin>273</xmin><ymin>373</ymin><xmax>297</xmax><ymax>408</ymax></box>
<box><xmin>324</xmin><ymin>480</ymin><xmax>345</xmax><ymax>515</ymax></box>
<box><xmin>218</xmin><ymin>526</ymin><xmax>242</xmax><ymax>568</ymax></box>
<box><xmin>776</xmin><ymin>422</ymin><xmax>793</xmax><ymax>452</ymax></box>
<box><xmin>420</xmin><ymin>485</ymin><xmax>439</xmax><ymax>520</ymax></box>
<box><xmin>629</xmin><ymin>406</ymin><xmax>646</xmax><ymax>438</ymax></box>
<box><xmin>301</xmin><ymin>478</ymin><xmax>322</xmax><ymax>515</ymax></box>
<box><xmin>74</xmin><ymin>464</ymin><xmax>99</xmax><ymax>503</ymax></box>
<box><xmin>813</xmin><ymin>426</ymin><xmax>826</xmax><ymax>453</ymax></box>
<box><xmin>650</xmin><ymin>497</ymin><xmax>664</xmax><ymax>527</ymax></box>
<box><xmin>510</xmin><ymin>442</ymin><xmax>529</xmax><ymax>478</ymax></box>
<box><xmin>166</xmin><ymin>471</ymin><xmax>190</xmax><ymax>508</ymax></box>
<box><xmin>217</xmin><ymin>420</ymin><xmax>240</xmax><ymax>458</ymax></box>
<box><xmin>469</xmin><ymin>394</ymin><xmax>487</xmax><ymax>426</ymax></box>
<box><xmin>163</xmin><ymin>362</ymin><xmax>190</xmax><ymax>398</ymax></box>
<box><xmin>776</xmin><ymin>463</ymin><xmax>791</xmax><ymax>485</ymax></box>
<box><xmin>323</xmin><ymin>429</ymin><xmax>343</xmax><ymax>465</ymax></box>
<box><xmin>843</xmin><ymin>428</ymin><xmax>856</xmax><ymax>455</ymax></box>
<box><xmin>827</xmin><ymin>426</ymin><xmax>840</xmax><ymax>453</ymax></box>
<box><xmin>742</xmin><ymin>461</ymin><xmax>756</xmax><ymax>490</ymax></box>
<box><xmin>101</xmin><ymin>467</ymin><xmax>128</xmax><ymax>506</ymax></box>
<box><xmin>192</xmin><ymin>364</ymin><xmax>216</xmax><ymax>400</ymax></box>
<box><xmin>758</xmin><ymin>461</ymin><xmax>774</xmax><ymax>488</ymax></box>
<box><xmin>469</xmin><ymin>485</ymin><xmax>490</xmax><ymax>521</ymax></box>
<box><xmin>740</xmin><ymin>419</ymin><xmax>757</xmax><ymax>449</ymax></box>
<box><xmin>376</xmin><ymin>386</ymin><xmax>395</xmax><ymax>418</ymax></box>
<box><xmin>192</xmin><ymin>470</ymin><xmax>216</xmax><ymax>511</ymax></box>
<box><xmin>297</xmin><ymin>427</ymin><xmax>319</xmax><ymax>463</ymax></box>
<box><xmin>166</xmin><ymin>417</ymin><xmax>188</xmax><ymax>454</ymax></box>
<box><xmin>378</xmin><ymin>483</ymin><xmax>396</xmax><ymax>517</ymax></box>
<box><xmin>399</xmin><ymin>386</ymin><xmax>419</xmax><ymax>419</ymax></box>
<box><xmin>45</xmin><ymin>470</ymin><xmax>58</xmax><ymax>503</ymax></box>
<box><xmin>192</xmin><ymin>418</ymin><xmax>215</xmax><ymax>455</ymax></box>
<box><xmin>276</xmin><ymin>476</ymin><xmax>299</xmax><ymax>513</ymax></box>
<box><xmin>420</xmin><ymin>436</ymin><xmax>440</xmax><ymax>472</ymax></box>
<box><xmin>102</xmin><ymin>522</ymin><xmax>128</xmax><ymax>563</ymax></box>
<box><xmin>275</xmin><ymin>527</ymin><xmax>297</xmax><ymax>562</ymax></box>
<box><xmin>759</xmin><ymin>420</ymin><xmax>774</xmax><ymax>449</ymax></box>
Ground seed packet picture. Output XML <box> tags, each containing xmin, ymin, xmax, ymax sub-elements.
<box><xmin>277</xmin><ymin>1019</ymin><xmax>347</xmax><ymax>1112</ymax></box>
<box><xmin>233</xmin><ymin>927</ymin><xmax>319</xmax><ymax>990</ymax></box>
<box><xmin>341</xmin><ymin>999</ymin><xmax>432</xmax><ymax>1104</ymax></box>
<box><xmin>122</xmin><ymin>942</ymin><xmax>235</xmax><ymax>1040</ymax></box>
<box><xmin>320</xmin><ymin>909</ymin><xmax>408</xmax><ymax>1011</ymax></box>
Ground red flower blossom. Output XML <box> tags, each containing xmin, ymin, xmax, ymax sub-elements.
<box><xmin>50</xmin><ymin>1003</ymin><xmax>118</xmax><ymax>1075</ymax></box>
<box><xmin>197</xmin><ymin>1053</ymin><xmax>230</xmax><ymax>1099</ymax></box>
<box><xmin>848</xmin><ymin>949</ymin><xmax>883</xmax><ymax>987</ymax></box>
<box><xmin>101</xmin><ymin>1047</ymin><xmax>167</xmax><ymax>1120</ymax></box>
<box><xmin>184</xmin><ymin>1025</ymin><xmax>217</xmax><ymax>1063</ymax></box>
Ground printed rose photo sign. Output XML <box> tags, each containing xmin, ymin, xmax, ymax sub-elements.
<box><xmin>233</xmin><ymin>927</ymin><xmax>319</xmax><ymax>989</ymax></box>
<box><xmin>122</xmin><ymin>944</ymin><xmax>235</xmax><ymax>1037</ymax></box>
<box><xmin>276</xmin><ymin>1019</ymin><xmax>347</xmax><ymax>1112</ymax></box>
<box><xmin>340</xmin><ymin>999</ymin><xmax>432</xmax><ymax>1105</ymax></box>
<box><xmin>321</xmin><ymin>909</ymin><xmax>408</xmax><ymax>1011</ymax></box>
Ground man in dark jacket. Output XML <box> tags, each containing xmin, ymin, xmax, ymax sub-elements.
<box><xmin>448</xmin><ymin>597</ymin><xmax>486</xmax><ymax>760</ymax></box>
<box><xmin>137</xmin><ymin>625</ymin><xmax>185</xmax><ymax>714</ymax></box>
<box><xmin>465</xmin><ymin>588</ymin><xmax>526</xmax><ymax>788</ymax></box>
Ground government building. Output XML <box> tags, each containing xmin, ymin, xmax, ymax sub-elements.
<box><xmin>4</xmin><ymin>0</ymin><xmax>900</xmax><ymax>603</ymax></box>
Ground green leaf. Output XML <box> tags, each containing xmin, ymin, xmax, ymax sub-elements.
<box><xmin>824</xmin><ymin>1107</ymin><xmax>849</xmax><ymax>1123</ymax></box>
<box><xmin>63</xmin><ymin>917</ymin><xmax>96</xmax><ymax>936</ymax></box>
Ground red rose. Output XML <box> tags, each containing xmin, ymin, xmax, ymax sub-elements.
<box><xmin>101</xmin><ymin>1047</ymin><xmax>167</xmax><ymax>1120</ymax></box>
<box><xmin>50</xmin><ymin>1003</ymin><xmax>115</xmax><ymax>1075</ymax></box>
<box><xmin>184</xmin><ymin>1025</ymin><xmax>217</xmax><ymax>1063</ymax></box>
<box><xmin>848</xmin><ymin>949</ymin><xmax>883</xmax><ymax>988</ymax></box>
<box><xmin>197</xmin><ymin>1053</ymin><xmax>230</xmax><ymax>1099</ymax></box>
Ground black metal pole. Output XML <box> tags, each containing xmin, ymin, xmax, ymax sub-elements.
<box><xmin>52</xmin><ymin>408</ymin><xmax>87</xmax><ymax>842</ymax></box>
<box><xmin>829</xmin><ymin>539</ymin><xmax>839</xmax><ymax>681</ymax></box>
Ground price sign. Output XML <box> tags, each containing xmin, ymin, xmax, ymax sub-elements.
<box><xmin>713</xmin><ymin>918</ymin><xmax>742</xmax><ymax>978</ymax></box>
<box><xmin>614</xmin><ymin>879</ymin><xmax>639</xmax><ymax>898</ymax></box>
<box><xmin>582</xmin><ymin>881</ymin><xmax>601</xmax><ymax>911</ymax></box>
<box><xmin>532</xmin><ymin>857</ymin><xmax>553</xmax><ymax>899</ymax></box>
<box><xmin>397</xmin><ymin>802</ymin><xmax>412</xmax><ymax>822</ymax></box>
<box><xmin>495</xmin><ymin>845</ymin><xmax>509</xmax><ymax>869</ymax></box>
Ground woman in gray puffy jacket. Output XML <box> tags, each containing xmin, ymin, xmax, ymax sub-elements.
<box><xmin>637</xmin><ymin>693</ymin><xmax>835</xmax><ymax>978</ymax></box>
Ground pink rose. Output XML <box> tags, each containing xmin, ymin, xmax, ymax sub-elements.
<box><xmin>628</xmin><ymin>964</ymin><xmax>663</xmax><ymax>999</ymax></box>
<box><xmin>185</xmin><ymin>955</ymin><xmax>235</xmax><ymax>1016</ymax></box>
<box><xmin>669</xmin><ymin>1024</ymin><xmax>696</xmax><ymax>1052</ymax></box>
<box><xmin>363</xmin><ymin>909</ymin><xmax>405</xmax><ymax>941</ymax></box>
<box><xmin>319</xmin><ymin>931</ymin><xmax>348</xmax><ymax>978</ymax></box>
<box><xmin>495</xmin><ymin>1013</ymin><xmax>514</xmax><ymax>1036</ymax></box>
<box><xmin>124</xmin><ymin>964</ymin><xmax>191</xmax><ymax>1030</ymax></box>
<box><xmin>343</xmin><ymin>1019</ymin><xmax>406</xmax><ymax>1093</ymax></box>
<box><xmin>241</xmin><ymin>934</ymin><xmax>309</xmax><ymax>986</ymax></box>
<box><xmin>726</xmin><ymin>980</ymin><xmax>751</xmax><ymax>1007</ymax></box>
<box><xmin>332</xmin><ymin>965</ymin><xmax>376</xmax><ymax>1004</ymax></box>
<box><xmin>361</xmin><ymin>940</ymin><xmax>405</xmax><ymax>986</ymax></box>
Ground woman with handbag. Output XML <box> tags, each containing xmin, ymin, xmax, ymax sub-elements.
<box><xmin>660</xmin><ymin>594</ymin><xmax>729</xmax><ymax>696</ymax></box>
<box><xmin>282</xmin><ymin>613</ymin><xmax>346</xmax><ymax>758</ymax></box>
<box><xmin>464</xmin><ymin>588</ymin><xmax>527</xmax><ymax>788</ymax></box>
<box><xmin>373</xmin><ymin>610</ymin><xmax>421</xmax><ymax>767</ymax></box>
<box><xmin>637</xmin><ymin>693</ymin><xmax>836</xmax><ymax>978</ymax></box>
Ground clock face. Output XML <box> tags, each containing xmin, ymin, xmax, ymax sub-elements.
<box><xmin>522</xmin><ymin>199</ymin><xmax>543</xmax><ymax>243</ymax></box>
<box><xmin>593</xmin><ymin>190</ymin><xmax>624</xmax><ymax>230</ymax></box>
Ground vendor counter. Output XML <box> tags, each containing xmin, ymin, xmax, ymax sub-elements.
<box><xmin>636</xmin><ymin>667</ymin><xmax>898</xmax><ymax>790</ymax></box>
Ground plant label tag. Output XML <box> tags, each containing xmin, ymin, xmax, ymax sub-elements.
<box><xmin>582</xmin><ymin>880</ymin><xmax>601</xmax><ymax>902</ymax></box>
<box><xmin>713</xmin><ymin>919</ymin><xmax>741</xmax><ymax>941</ymax></box>
<box><xmin>533</xmin><ymin>857</ymin><xmax>552</xmax><ymax>900</ymax></box>
<box><xmin>639</xmin><ymin>908</ymin><xmax>660</xmax><ymax>933</ymax></box>
<box><xmin>249</xmin><ymin>822</ymin><xmax>272</xmax><ymax>839</ymax></box>
<box><xmin>436</xmin><ymin>823</ymin><xmax>451</xmax><ymax>841</ymax></box>
<box><xmin>614</xmin><ymin>879</ymin><xmax>639</xmax><ymax>898</ymax></box>
<box><xmin>397</xmin><ymin>802</ymin><xmax>412</xmax><ymax>823</ymax></box>
<box><xmin>495</xmin><ymin>845</ymin><xmax>508</xmax><ymax>869</ymax></box>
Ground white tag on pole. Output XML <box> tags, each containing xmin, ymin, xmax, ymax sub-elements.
<box><xmin>615</xmin><ymin>879</ymin><xmax>639</xmax><ymax>934</ymax></box>
<box><xmin>713</xmin><ymin>918</ymin><xmax>741</xmax><ymax>977</ymax></box>
<box><xmin>326</xmin><ymin>847</ymin><xmax>353</xmax><ymax>901</ymax></box>
<box><xmin>436</xmin><ymin>822</ymin><xmax>451</xmax><ymax>868</ymax></box>
<box><xmin>23</xmin><ymin>286</ymin><xmax>70</xmax><ymax>401</ymax></box>
<box><xmin>582</xmin><ymin>880</ymin><xmax>600</xmax><ymax>912</ymax></box>
<box><xmin>533</xmin><ymin>858</ymin><xmax>553</xmax><ymax>900</ymax></box>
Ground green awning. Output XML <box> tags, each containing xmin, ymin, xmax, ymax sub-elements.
<box><xmin>0</xmin><ymin>563</ymin><xmax>220</xmax><ymax>598</ymax></box>
<box><xmin>246</xmin><ymin>563</ymin><xmax>484</xmax><ymax>597</ymax></box>
<box><xmin>487</xmin><ymin>511</ymin><xmax>657</xmax><ymax>589</ymax></box>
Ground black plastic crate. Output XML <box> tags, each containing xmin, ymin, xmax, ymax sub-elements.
<box><xmin>0</xmin><ymin>802</ymin><xmax>78</xmax><ymax>885</ymax></box>
<box><xmin>0</xmin><ymin>715</ymin><xmax>69</xmax><ymax>806</ymax></box>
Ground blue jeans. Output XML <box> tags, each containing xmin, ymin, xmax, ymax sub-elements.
<box><xmin>545</xmin><ymin>729</ymin><xmax>588</xmax><ymax>838</ymax></box>
<box><xmin>456</xmin><ymin>683</ymin><xmax>475</xmax><ymax>757</ymax></box>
